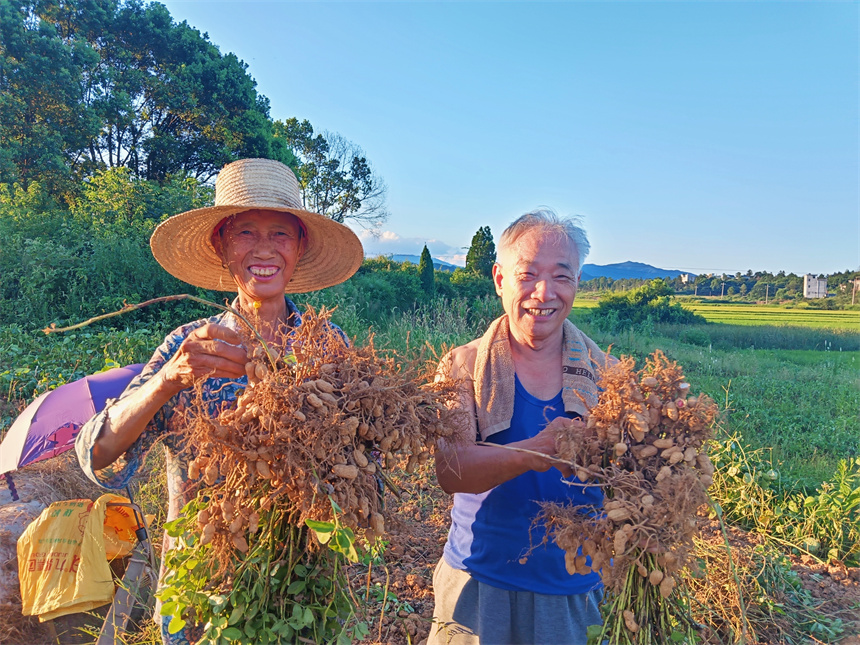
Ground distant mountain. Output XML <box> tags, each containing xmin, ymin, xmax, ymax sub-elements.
<box><xmin>372</xmin><ymin>253</ymin><xmax>460</xmax><ymax>272</ymax></box>
<box><xmin>369</xmin><ymin>255</ymin><xmax>687</xmax><ymax>280</ymax></box>
<box><xmin>581</xmin><ymin>262</ymin><xmax>692</xmax><ymax>282</ymax></box>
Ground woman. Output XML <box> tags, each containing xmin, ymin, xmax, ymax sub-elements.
<box><xmin>75</xmin><ymin>158</ymin><xmax>363</xmax><ymax>643</ymax></box>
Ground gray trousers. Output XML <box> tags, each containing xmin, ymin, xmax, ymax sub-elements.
<box><xmin>428</xmin><ymin>558</ymin><xmax>603</xmax><ymax>645</ymax></box>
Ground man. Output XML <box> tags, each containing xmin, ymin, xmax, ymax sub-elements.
<box><xmin>430</xmin><ymin>209</ymin><xmax>609</xmax><ymax>645</ymax></box>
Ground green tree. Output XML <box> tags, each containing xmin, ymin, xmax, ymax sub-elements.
<box><xmin>418</xmin><ymin>245</ymin><xmax>434</xmax><ymax>296</ymax></box>
<box><xmin>80</xmin><ymin>0</ymin><xmax>276</xmax><ymax>182</ymax></box>
<box><xmin>0</xmin><ymin>0</ymin><xmax>99</xmax><ymax>195</ymax></box>
<box><xmin>0</xmin><ymin>0</ymin><xmax>280</xmax><ymax>193</ymax></box>
<box><xmin>273</xmin><ymin>118</ymin><xmax>387</xmax><ymax>227</ymax></box>
<box><xmin>709</xmin><ymin>278</ymin><xmax>722</xmax><ymax>295</ymax></box>
<box><xmin>450</xmin><ymin>268</ymin><xmax>495</xmax><ymax>300</ymax></box>
<box><xmin>465</xmin><ymin>226</ymin><xmax>495</xmax><ymax>278</ymax></box>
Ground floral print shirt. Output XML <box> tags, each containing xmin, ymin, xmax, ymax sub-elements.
<box><xmin>75</xmin><ymin>297</ymin><xmax>345</xmax><ymax>644</ymax></box>
<box><xmin>76</xmin><ymin>297</ymin><xmax>346</xmax><ymax>518</ymax></box>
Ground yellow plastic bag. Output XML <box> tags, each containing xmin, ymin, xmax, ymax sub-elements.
<box><xmin>103</xmin><ymin>500</ymin><xmax>141</xmax><ymax>560</ymax></box>
<box><xmin>17</xmin><ymin>493</ymin><xmax>139</xmax><ymax>621</ymax></box>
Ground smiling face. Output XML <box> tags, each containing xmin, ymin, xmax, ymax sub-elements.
<box><xmin>214</xmin><ymin>209</ymin><xmax>306</xmax><ymax>307</ymax></box>
<box><xmin>493</xmin><ymin>228</ymin><xmax>580</xmax><ymax>347</ymax></box>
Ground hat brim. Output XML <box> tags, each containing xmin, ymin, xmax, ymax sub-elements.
<box><xmin>150</xmin><ymin>205</ymin><xmax>364</xmax><ymax>293</ymax></box>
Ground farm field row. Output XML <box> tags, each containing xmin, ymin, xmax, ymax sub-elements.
<box><xmin>681</xmin><ymin>301</ymin><xmax>859</xmax><ymax>330</ymax></box>
<box><xmin>573</xmin><ymin>297</ymin><xmax>858</xmax><ymax>331</ymax></box>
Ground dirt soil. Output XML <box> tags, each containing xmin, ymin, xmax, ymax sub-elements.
<box><xmin>357</xmin><ymin>466</ymin><xmax>448</xmax><ymax>645</ymax></box>
<box><xmin>364</xmin><ymin>466</ymin><xmax>860</xmax><ymax>645</ymax></box>
<box><xmin>793</xmin><ymin>555</ymin><xmax>860</xmax><ymax>642</ymax></box>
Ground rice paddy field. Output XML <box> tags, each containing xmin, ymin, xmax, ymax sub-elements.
<box><xmin>680</xmin><ymin>300</ymin><xmax>859</xmax><ymax>330</ymax></box>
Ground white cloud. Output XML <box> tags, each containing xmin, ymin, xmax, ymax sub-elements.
<box><xmin>355</xmin><ymin>229</ymin><xmax>465</xmax><ymax>266</ymax></box>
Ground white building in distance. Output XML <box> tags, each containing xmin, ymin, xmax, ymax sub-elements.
<box><xmin>803</xmin><ymin>274</ymin><xmax>828</xmax><ymax>298</ymax></box>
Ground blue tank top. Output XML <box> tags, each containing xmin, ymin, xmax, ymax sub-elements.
<box><xmin>442</xmin><ymin>376</ymin><xmax>603</xmax><ymax>595</ymax></box>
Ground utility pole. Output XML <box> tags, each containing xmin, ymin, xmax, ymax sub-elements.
<box><xmin>764</xmin><ymin>284</ymin><xmax>768</xmax><ymax>305</ymax></box>
<box><xmin>721</xmin><ymin>282</ymin><xmax>725</xmax><ymax>298</ymax></box>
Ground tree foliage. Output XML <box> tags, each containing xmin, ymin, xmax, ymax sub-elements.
<box><xmin>0</xmin><ymin>0</ymin><xmax>99</xmax><ymax>195</ymax></box>
<box><xmin>465</xmin><ymin>226</ymin><xmax>495</xmax><ymax>278</ymax></box>
<box><xmin>273</xmin><ymin>118</ymin><xmax>387</xmax><ymax>227</ymax></box>
<box><xmin>0</xmin><ymin>0</ymin><xmax>284</xmax><ymax>194</ymax></box>
<box><xmin>0</xmin><ymin>172</ymin><xmax>217</xmax><ymax>328</ymax></box>
<box><xmin>418</xmin><ymin>245</ymin><xmax>434</xmax><ymax>296</ymax></box>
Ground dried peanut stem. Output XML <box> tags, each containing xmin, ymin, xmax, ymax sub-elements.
<box><xmin>42</xmin><ymin>293</ymin><xmax>278</xmax><ymax>367</ymax></box>
<box><xmin>475</xmin><ymin>441</ymin><xmax>575</xmax><ymax>468</ymax></box>
<box><xmin>709</xmin><ymin>493</ymin><xmax>751</xmax><ymax>643</ymax></box>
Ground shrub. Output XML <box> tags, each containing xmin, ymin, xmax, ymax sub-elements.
<box><xmin>450</xmin><ymin>268</ymin><xmax>495</xmax><ymax>300</ymax></box>
<box><xmin>0</xmin><ymin>175</ymin><xmax>218</xmax><ymax>330</ymax></box>
<box><xmin>710</xmin><ymin>434</ymin><xmax>860</xmax><ymax>565</ymax></box>
<box><xmin>590</xmin><ymin>279</ymin><xmax>705</xmax><ymax>331</ymax></box>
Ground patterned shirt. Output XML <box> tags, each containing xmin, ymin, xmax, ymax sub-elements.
<box><xmin>76</xmin><ymin>297</ymin><xmax>347</xmax><ymax>516</ymax></box>
<box><xmin>75</xmin><ymin>297</ymin><xmax>345</xmax><ymax>644</ymax></box>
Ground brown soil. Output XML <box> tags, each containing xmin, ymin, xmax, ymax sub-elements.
<box><xmin>358</xmin><ymin>465</ymin><xmax>449</xmax><ymax>645</ymax></box>
<box><xmin>792</xmin><ymin>554</ymin><xmax>860</xmax><ymax>640</ymax></box>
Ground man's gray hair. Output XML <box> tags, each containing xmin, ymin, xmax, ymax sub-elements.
<box><xmin>497</xmin><ymin>208</ymin><xmax>590</xmax><ymax>273</ymax></box>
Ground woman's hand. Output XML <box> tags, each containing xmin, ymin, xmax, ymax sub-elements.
<box><xmin>90</xmin><ymin>324</ymin><xmax>247</xmax><ymax>470</ymax></box>
<box><xmin>158</xmin><ymin>323</ymin><xmax>248</xmax><ymax>393</ymax></box>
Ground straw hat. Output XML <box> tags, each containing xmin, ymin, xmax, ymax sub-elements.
<box><xmin>150</xmin><ymin>158</ymin><xmax>364</xmax><ymax>293</ymax></box>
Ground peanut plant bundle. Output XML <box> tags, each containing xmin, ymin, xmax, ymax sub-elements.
<box><xmin>158</xmin><ymin>307</ymin><xmax>465</xmax><ymax>643</ymax></box>
<box><xmin>539</xmin><ymin>350</ymin><xmax>720</xmax><ymax>644</ymax></box>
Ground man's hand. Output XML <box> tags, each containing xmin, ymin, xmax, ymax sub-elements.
<box><xmin>521</xmin><ymin>416</ymin><xmax>582</xmax><ymax>477</ymax></box>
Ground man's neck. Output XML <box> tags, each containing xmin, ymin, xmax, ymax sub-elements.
<box><xmin>508</xmin><ymin>326</ymin><xmax>564</xmax><ymax>400</ymax></box>
<box><xmin>508</xmin><ymin>326</ymin><xmax>564</xmax><ymax>362</ymax></box>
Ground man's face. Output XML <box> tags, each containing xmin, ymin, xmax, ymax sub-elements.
<box><xmin>492</xmin><ymin>229</ymin><xmax>579</xmax><ymax>345</ymax></box>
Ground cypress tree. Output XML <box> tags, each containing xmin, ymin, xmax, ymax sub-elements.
<box><xmin>419</xmin><ymin>244</ymin><xmax>435</xmax><ymax>296</ymax></box>
<box><xmin>465</xmin><ymin>226</ymin><xmax>496</xmax><ymax>278</ymax></box>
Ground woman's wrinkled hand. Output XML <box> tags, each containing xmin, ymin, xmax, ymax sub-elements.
<box><xmin>159</xmin><ymin>323</ymin><xmax>248</xmax><ymax>391</ymax></box>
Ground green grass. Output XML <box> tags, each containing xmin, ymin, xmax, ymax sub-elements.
<box><xmin>681</xmin><ymin>301</ymin><xmax>859</xmax><ymax>330</ymax></box>
<box><xmin>694</xmin><ymin>348</ymin><xmax>857</xmax><ymax>489</ymax></box>
<box><xmin>689</xmin><ymin>323</ymin><xmax>859</xmax><ymax>352</ymax></box>
<box><xmin>581</xmin><ymin>323</ymin><xmax>859</xmax><ymax>490</ymax></box>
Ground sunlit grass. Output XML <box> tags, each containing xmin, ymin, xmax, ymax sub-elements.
<box><xmin>681</xmin><ymin>301</ymin><xmax>859</xmax><ymax>330</ymax></box>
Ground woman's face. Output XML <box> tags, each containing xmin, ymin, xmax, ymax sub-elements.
<box><xmin>215</xmin><ymin>210</ymin><xmax>305</xmax><ymax>305</ymax></box>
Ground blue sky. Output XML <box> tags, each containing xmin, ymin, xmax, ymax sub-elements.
<box><xmin>162</xmin><ymin>0</ymin><xmax>858</xmax><ymax>275</ymax></box>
